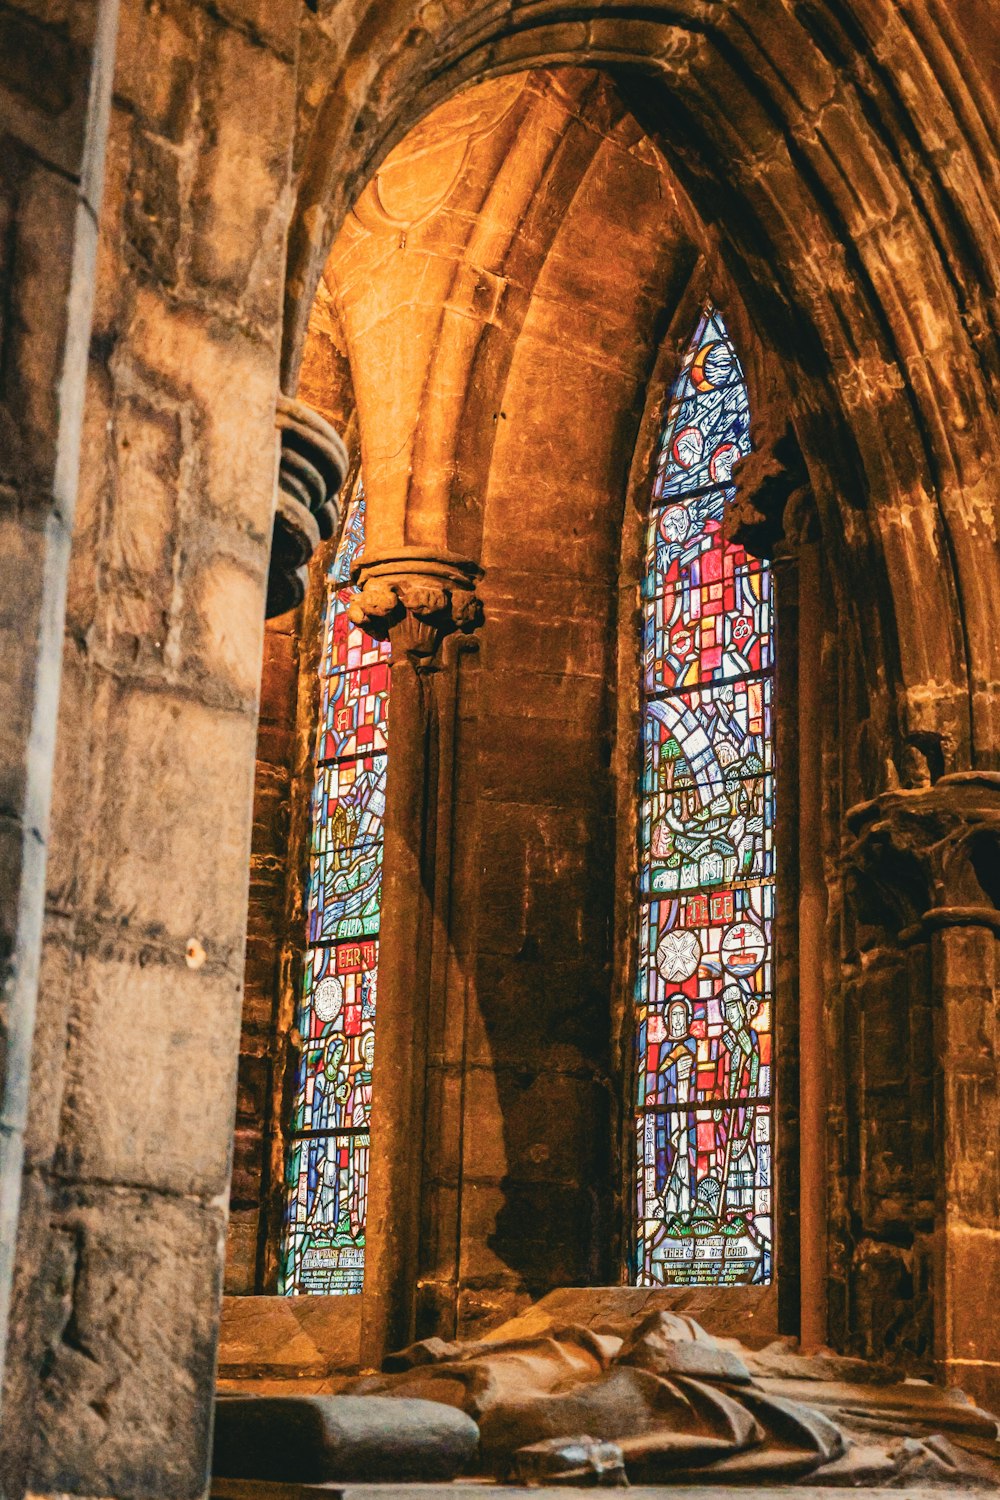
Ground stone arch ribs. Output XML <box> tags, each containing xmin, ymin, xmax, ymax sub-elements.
<box><xmin>285</xmin><ymin>1</ymin><xmax>1000</xmax><ymax>782</ymax></box>
<box><xmin>324</xmin><ymin>70</ymin><xmax>644</xmax><ymax>565</ymax></box>
<box><xmin>415</xmin><ymin>71</ymin><xmax>633</xmax><ymax>562</ymax></box>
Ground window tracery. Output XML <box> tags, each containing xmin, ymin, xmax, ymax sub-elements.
<box><xmin>634</xmin><ymin>306</ymin><xmax>775</xmax><ymax>1287</ymax></box>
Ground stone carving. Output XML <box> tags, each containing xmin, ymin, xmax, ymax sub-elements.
<box><xmin>270</xmin><ymin>396</ymin><xmax>349</xmax><ymax>617</ymax></box>
<box><xmin>349</xmin><ymin>547</ymin><xmax>484</xmax><ymax>660</ymax></box>
<box><xmin>725</xmin><ymin>423</ymin><xmax>812</xmax><ymax>559</ymax></box>
<box><xmin>337</xmin><ymin>1308</ymin><xmax>1000</xmax><ymax>1488</ymax></box>
<box><xmin>845</xmin><ymin>772</ymin><xmax>1000</xmax><ymax>938</ymax></box>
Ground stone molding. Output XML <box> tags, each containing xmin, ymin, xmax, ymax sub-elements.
<box><xmin>349</xmin><ymin>547</ymin><xmax>484</xmax><ymax>660</ymax></box>
<box><xmin>269</xmin><ymin>396</ymin><xmax>349</xmax><ymax>617</ymax></box>
<box><xmin>844</xmin><ymin>771</ymin><xmax>1000</xmax><ymax>940</ymax></box>
<box><xmin>725</xmin><ymin>425</ymin><xmax>813</xmax><ymax>558</ymax></box>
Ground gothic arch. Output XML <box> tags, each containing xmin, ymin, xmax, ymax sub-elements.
<box><xmin>284</xmin><ymin>3</ymin><xmax>1000</xmax><ymax>782</ymax></box>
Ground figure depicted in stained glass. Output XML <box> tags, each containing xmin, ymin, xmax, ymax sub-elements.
<box><xmin>653</xmin><ymin>996</ymin><xmax>696</xmax><ymax>1108</ymax></box>
<box><xmin>634</xmin><ymin>305</ymin><xmax>774</xmax><ymax>1289</ymax></box>
<box><xmin>280</xmin><ymin>481</ymin><xmax>389</xmax><ymax>1296</ymax></box>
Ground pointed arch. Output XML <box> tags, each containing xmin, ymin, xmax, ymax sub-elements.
<box><xmin>634</xmin><ymin>306</ymin><xmax>775</xmax><ymax>1288</ymax></box>
<box><xmin>280</xmin><ymin>484</ymin><xmax>390</xmax><ymax>1295</ymax></box>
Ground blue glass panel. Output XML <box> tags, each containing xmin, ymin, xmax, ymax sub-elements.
<box><xmin>635</xmin><ymin>305</ymin><xmax>774</xmax><ymax>1289</ymax></box>
<box><xmin>282</xmin><ymin>482</ymin><xmax>388</xmax><ymax>1296</ymax></box>
<box><xmin>653</xmin><ymin>309</ymin><xmax>751</xmax><ymax>500</ymax></box>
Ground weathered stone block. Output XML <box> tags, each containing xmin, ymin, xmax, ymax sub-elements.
<box><xmin>478</xmin><ymin>714</ymin><xmax>611</xmax><ymax>808</ymax></box>
<box><xmin>218</xmin><ymin>1293</ymin><xmax>362</xmax><ymax>1379</ymax></box>
<box><xmin>460</xmin><ymin>1180</ymin><xmax>605</xmax><ymax>1285</ymax></box>
<box><xmin>189</xmin><ymin>20</ymin><xmax>294</xmax><ymax>315</ymax></box>
<box><xmin>474</xmin><ymin>802</ymin><xmax>613</xmax><ymax>965</ymax></box>
<box><xmin>481</xmin><ymin>583</ymin><xmax>613</xmax><ymax>681</ymax></box>
<box><xmin>466</xmin><ymin>955</ymin><xmax>609</xmax><ymax>1071</ymax></box>
<box><xmin>89</xmin><ymin>676</ymin><xmax>257</xmax><ymax>952</ymax></box>
<box><xmin>22</xmin><ymin>916</ymin><xmax>75</xmax><ymax>1169</ymax></box>
<box><xmin>946</xmin><ymin>1224</ymin><xmax>1000</xmax><ymax>1368</ymax></box>
<box><xmin>112</xmin><ymin>0</ymin><xmax>199</xmax><ymax>143</ymax></box>
<box><xmin>0</xmin><ymin>10</ymin><xmax>73</xmax><ymax>115</ymax></box>
<box><xmin>0</xmin><ymin>157</ymin><xmax>80</xmax><ymax>496</ymax></box>
<box><xmin>255</xmin><ymin>718</ymin><xmax>296</xmax><ymax>768</ymax></box>
<box><xmin>186</xmin><ymin>546</ymin><xmax>268</xmax><ymax>704</ymax></box>
<box><xmin>224</xmin><ymin>1207</ymin><xmax>260</xmax><ymax>1296</ymax></box>
<box><xmin>231</xmin><ymin>1123</ymin><xmax>266</xmax><ymax>1206</ymax></box>
<box><xmin>126</xmin><ymin>284</ymin><xmax>280</xmax><ymax>538</ymax></box>
<box><xmin>212</xmin><ymin>1394</ymin><xmax>479</xmax><ymax>1482</ymax></box>
<box><xmin>0</xmin><ymin>505</ymin><xmax>68</xmax><ymax>819</ymax></box>
<box><xmin>56</xmin><ymin>945</ymin><xmax>243</xmax><ymax>1197</ymax></box>
<box><xmin>100</xmin><ymin>392</ymin><xmax>182</xmax><ymax>661</ymax></box>
<box><xmin>30</xmin><ymin>1186</ymin><xmax>224</xmax><ymax>1498</ymax></box>
<box><xmin>125</xmin><ymin>128</ymin><xmax>184</xmax><ymax>284</ymax></box>
<box><xmin>259</xmin><ymin>619</ymin><xmax>300</xmax><ymax>722</ymax></box>
<box><xmin>201</xmin><ymin>0</ymin><xmax>298</xmax><ymax>60</ymax></box>
<box><xmin>461</xmin><ymin>1067</ymin><xmax>610</xmax><ymax>1188</ymax></box>
<box><xmin>0</xmin><ymin>4</ymin><xmax>100</xmax><ymax>176</ymax></box>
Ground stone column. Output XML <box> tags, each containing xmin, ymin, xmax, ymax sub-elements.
<box><xmin>2</xmin><ymin>3</ymin><xmax>303</xmax><ymax>1496</ymax></box>
<box><xmin>269</xmin><ymin>396</ymin><xmax>348</xmax><ymax>617</ymax></box>
<box><xmin>0</xmin><ymin>0</ymin><xmax>118</xmax><ymax>1428</ymax></box>
<box><xmin>845</xmin><ymin>773</ymin><xmax>1000</xmax><ymax>1403</ymax></box>
<box><xmin>350</xmin><ymin>549</ymin><xmax>483</xmax><ymax>1368</ymax></box>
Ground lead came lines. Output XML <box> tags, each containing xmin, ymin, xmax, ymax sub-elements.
<box><xmin>635</xmin><ymin>305</ymin><xmax>776</xmax><ymax>1289</ymax></box>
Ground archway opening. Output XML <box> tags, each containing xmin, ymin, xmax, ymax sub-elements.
<box><xmin>218</xmin><ymin>64</ymin><xmax>798</xmax><ymax>1388</ymax></box>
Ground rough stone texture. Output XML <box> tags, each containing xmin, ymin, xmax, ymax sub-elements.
<box><xmin>213</xmin><ymin>1394</ymin><xmax>480</xmax><ymax>1482</ymax></box>
<box><xmin>30</xmin><ymin>1186</ymin><xmax>226</xmax><ymax>1499</ymax></box>
<box><xmin>0</xmin><ymin>0</ymin><xmax>117</xmax><ymax>1415</ymax></box>
<box><xmin>217</xmin><ymin>1294</ymin><xmax>362</xmax><ymax>1380</ymax></box>
<box><xmin>1</xmin><ymin>0</ymin><xmax>300</xmax><ymax>1495</ymax></box>
<box><xmin>0</xmin><ymin>7</ymin><xmax>999</xmax><ymax>1500</ymax></box>
<box><xmin>226</xmin><ymin>611</ymin><xmax>302</xmax><ymax>1295</ymax></box>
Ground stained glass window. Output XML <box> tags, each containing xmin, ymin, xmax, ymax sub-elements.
<box><xmin>280</xmin><ymin>483</ymin><xmax>390</xmax><ymax>1295</ymax></box>
<box><xmin>634</xmin><ymin>306</ymin><xmax>775</xmax><ymax>1287</ymax></box>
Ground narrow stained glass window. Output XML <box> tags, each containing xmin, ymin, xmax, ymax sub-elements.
<box><xmin>280</xmin><ymin>483</ymin><xmax>390</xmax><ymax>1295</ymax></box>
<box><xmin>634</xmin><ymin>306</ymin><xmax>775</xmax><ymax>1287</ymax></box>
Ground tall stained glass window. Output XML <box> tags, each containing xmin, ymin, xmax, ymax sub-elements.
<box><xmin>280</xmin><ymin>484</ymin><xmax>390</xmax><ymax>1294</ymax></box>
<box><xmin>634</xmin><ymin>306</ymin><xmax>775</xmax><ymax>1287</ymax></box>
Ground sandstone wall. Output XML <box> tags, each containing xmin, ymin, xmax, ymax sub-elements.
<box><xmin>1</xmin><ymin>1</ymin><xmax>300</xmax><ymax>1494</ymax></box>
<box><xmin>0</xmin><ymin>7</ymin><xmax>997</xmax><ymax>1500</ymax></box>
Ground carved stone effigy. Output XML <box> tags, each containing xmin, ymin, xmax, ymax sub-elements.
<box><xmin>214</xmin><ymin>1303</ymin><xmax>1000</xmax><ymax>1488</ymax></box>
<box><xmin>339</xmin><ymin>1309</ymin><xmax>1000</xmax><ymax>1488</ymax></box>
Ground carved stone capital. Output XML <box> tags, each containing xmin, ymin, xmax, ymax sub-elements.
<box><xmin>268</xmin><ymin>395</ymin><xmax>349</xmax><ymax>617</ymax></box>
<box><xmin>844</xmin><ymin>772</ymin><xmax>1000</xmax><ymax>941</ymax></box>
<box><xmin>349</xmin><ymin>548</ymin><xmax>484</xmax><ymax>661</ymax></box>
<box><xmin>725</xmin><ymin>423</ymin><xmax>813</xmax><ymax>559</ymax></box>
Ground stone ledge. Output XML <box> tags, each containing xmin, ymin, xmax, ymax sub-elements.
<box><xmin>485</xmin><ymin>1284</ymin><xmax>779</xmax><ymax>1346</ymax></box>
<box><xmin>219</xmin><ymin>1295</ymin><xmax>362</xmax><ymax>1379</ymax></box>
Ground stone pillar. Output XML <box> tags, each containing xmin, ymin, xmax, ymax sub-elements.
<box><xmin>845</xmin><ymin>773</ymin><xmax>1000</xmax><ymax>1401</ymax></box>
<box><xmin>796</xmin><ymin>536</ymin><xmax>829</xmax><ymax>1348</ymax></box>
<box><xmin>350</xmin><ymin>549</ymin><xmax>483</xmax><ymax>1368</ymax></box>
<box><xmin>1</xmin><ymin>3</ymin><xmax>303</xmax><ymax>1497</ymax></box>
<box><xmin>0</xmin><ymin>0</ymin><xmax>118</xmax><ymax>1425</ymax></box>
<box><xmin>269</xmin><ymin>396</ymin><xmax>349</xmax><ymax>618</ymax></box>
